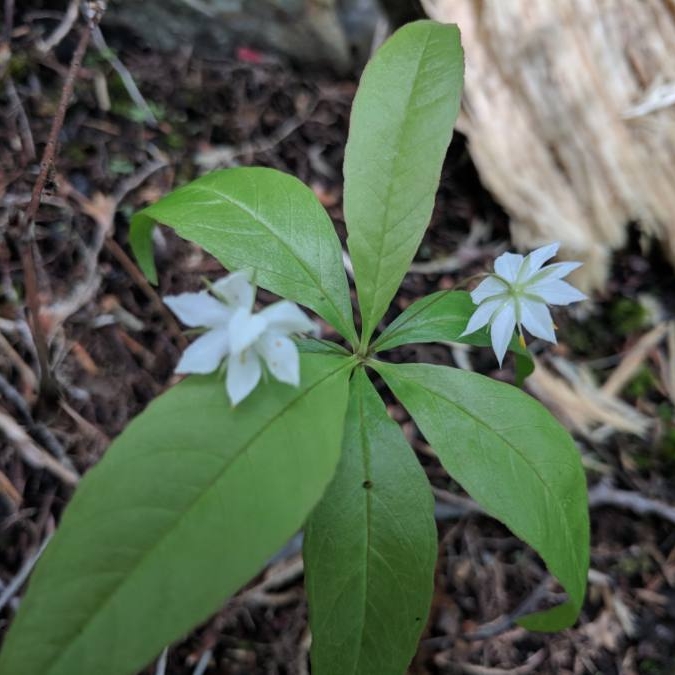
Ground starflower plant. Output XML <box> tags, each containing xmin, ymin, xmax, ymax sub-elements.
<box><xmin>165</xmin><ymin>270</ymin><xmax>318</xmax><ymax>405</ymax></box>
<box><xmin>463</xmin><ymin>242</ymin><xmax>587</xmax><ymax>364</ymax></box>
<box><xmin>0</xmin><ymin>21</ymin><xmax>590</xmax><ymax>675</ymax></box>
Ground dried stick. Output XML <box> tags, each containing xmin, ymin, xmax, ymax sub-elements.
<box><xmin>588</xmin><ymin>481</ymin><xmax>675</xmax><ymax>525</ymax></box>
<box><xmin>192</xmin><ymin>650</ymin><xmax>212</xmax><ymax>675</ymax></box>
<box><xmin>0</xmin><ymin>373</ymin><xmax>68</xmax><ymax>461</ymax></box>
<box><xmin>104</xmin><ymin>238</ymin><xmax>188</xmax><ymax>349</ymax></box>
<box><xmin>19</xmin><ymin>2</ymin><xmax>106</xmax><ymax>397</ymax></box>
<box><xmin>5</xmin><ymin>77</ymin><xmax>36</xmax><ymax>160</ymax></box>
<box><xmin>0</xmin><ymin>410</ymin><xmax>79</xmax><ymax>486</ymax></box>
<box><xmin>601</xmin><ymin>323</ymin><xmax>668</xmax><ymax>397</ymax></box>
<box><xmin>91</xmin><ymin>25</ymin><xmax>158</xmax><ymax>126</ymax></box>
<box><xmin>36</xmin><ymin>0</ymin><xmax>80</xmax><ymax>54</ymax></box>
<box><xmin>0</xmin><ymin>534</ymin><xmax>53</xmax><ymax>613</ymax></box>
<box><xmin>154</xmin><ymin>648</ymin><xmax>169</xmax><ymax>675</ymax></box>
<box><xmin>2</xmin><ymin>0</ymin><xmax>13</xmax><ymax>44</ymax></box>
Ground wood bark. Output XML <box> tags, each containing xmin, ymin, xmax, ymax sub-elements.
<box><xmin>423</xmin><ymin>0</ymin><xmax>675</xmax><ymax>290</ymax></box>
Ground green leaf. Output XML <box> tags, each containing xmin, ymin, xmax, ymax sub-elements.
<box><xmin>304</xmin><ymin>367</ymin><xmax>436</xmax><ymax>675</ymax></box>
<box><xmin>371</xmin><ymin>290</ymin><xmax>534</xmax><ymax>383</ymax></box>
<box><xmin>0</xmin><ymin>354</ymin><xmax>353</xmax><ymax>675</ymax></box>
<box><xmin>373</xmin><ymin>361</ymin><xmax>589</xmax><ymax>631</ymax></box>
<box><xmin>372</xmin><ymin>290</ymin><xmax>476</xmax><ymax>351</ymax></box>
<box><xmin>297</xmin><ymin>337</ymin><xmax>351</xmax><ymax>356</ymax></box>
<box><xmin>130</xmin><ymin>167</ymin><xmax>357</xmax><ymax>345</ymax></box>
<box><xmin>344</xmin><ymin>21</ymin><xmax>464</xmax><ymax>345</ymax></box>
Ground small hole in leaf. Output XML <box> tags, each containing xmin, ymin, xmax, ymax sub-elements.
<box><xmin>362</xmin><ymin>480</ymin><xmax>373</xmax><ymax>489</ymax></box>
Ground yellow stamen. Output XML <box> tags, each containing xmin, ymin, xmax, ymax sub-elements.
<box><xmin>518</xmin><ymin>333</ymin><xmax>526</xmax><ymax>349</ymax></box>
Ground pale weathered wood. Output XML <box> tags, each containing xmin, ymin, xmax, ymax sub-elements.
<box><xmin>423</xmin><ymin>0</ymin><xmax>675</xmax><ymax>290</ymax></box>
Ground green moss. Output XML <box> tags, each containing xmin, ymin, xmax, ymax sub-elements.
<box><xmin>165</xmin><ymin>132</ymin><xmax>186</xmax><ymax>150</ymax></box>
<box><xmin>624</xmin><ymin>366</ymin><xmax>657</xmax><ymax>399</ymax></box>
<box><xmin>615</xmin><ymin>550</ymin><xmax>653</xmax><ymax>577</ymax></box>
<box><xmin>609</xmin><ymin>297</ymin><xmax>648</xmax><ymax>335</ymax></box>
<box><xmin>639</xmin><ymin>659</ymin><xmax>671</xmax><ymax>675</ymax></box>
<box><xmin>63</xmin><ymin>145</ymin><xmax>89</xmax><ymax>163</ymax></box>
<box><xmin>9</xmin><ymin>53</ymin><xmax>31</xmax><ymax>79</ymax></box>
<box><xmin>108</xmin><ymin>157</ymin><xmax>135</xmax><ymax>175</ymax></box>
<box><xmin>561</xmin><ymin>315</ymin><xmax>608</xmax><ymax>356</ymax></box>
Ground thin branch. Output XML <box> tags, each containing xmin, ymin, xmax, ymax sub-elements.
<box><xmin>192</xmin><ymin>650</ymin><xmax>212</xmax><ymax>675</ymax></box>
<box><xmin>0</xmin><ymin>409</ymin><xmax>79</xmax><ymax>486</ymax></box>
<box><xmin>2</xmin><ymin>0</ymin><xmax>13</xmax><ymax>44</ymax></box>
<box><xmin>20</xmin><ymin>1</ymin><xmax>106</xmax><ymax>397</ymax></box>
<box><xmin>104</xmin><ymin>238</ymin><xmax>188</xmax><ymax>350</ymax></box>
<box><xmin>154</xmin><ymin>647</ymin><xmax>168</xmax><ymax>675</ymax></box>
<box><xmin>35</xmin><ymin>0</ymin><xmax>79</xmax><ymax>54</ymax></box>
<box><xmin>91</xmin><ymin>24</ymin><xmax>158</xmax><ymax>127</ymax></box>
<box><xmin>0</xmin><ymin>373</ymin><xmax>70</xmax><ymax>462</ymax></box>
<box><xmin>588</xmin><ymin>481</ymin><xmax>675</xmax><ymax>525</ymax></box>
<box><xmin>5</xmin><ymin>77</ymin><xmax>36</xmax><ymax>161</ymax></box>
<box><xmin>0</xmin><ymin>534</ymin><xmax>53</xmax><ymax>613</ymax></box>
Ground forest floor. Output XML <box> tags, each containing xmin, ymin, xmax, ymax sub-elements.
<box><xmin>1</xmin><ymin>6</ymin><xmax>675</xmax><ymax>675</ymax></box>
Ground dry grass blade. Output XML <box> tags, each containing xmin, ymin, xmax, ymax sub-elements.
<box><xmin>602</xmin><ymin>323</ymin><xmax>668</xmax><ymax>397</ymax></box>
<box><xmin>526</xmin><ymin>356</ymin><xmax>652</xmax><ymax>439</ymax></box>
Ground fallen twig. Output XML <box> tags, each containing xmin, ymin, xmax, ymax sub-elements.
<box><xmin>35</xmin><ymin>0</ymin><xmax>79</xmax><ymax>54</ymax></box>
<box><xmin>240</xmin><ymin>556</ymin><xmax>304</xmax><ymax>608</ymax></box>
<box><xmin>434</xmin><ymin>483</ymin><xmax>675</xmax><ymax>526</ymax></box>
<box><xmin>0</xmin><ymin>469</ymin><xmax>21</xmax><ymax>511</ymax></box>
<box><xmin>154</xmin><ymin>647</ymin><xmax>168</xmax><ymax>675</ymax></box>
<box><xmin>19</xmin><ymin>1</ymin><xmax>107</xmax><ymax>398</ymax></box>
<box><xmin>0</xmin><ymin>409</ymin><xmax>79</xmax><ymax>486</ymax></box>
<box><xmin>588</xmin><ymin>481</ymin><xmax>675</xmax><ymax>525</ymax></box>
<box><xmin>451</xmin><ymin>649</ymin><xmax>547</xmax><ymax>675</ymax></box>
<box><xmin>5</xmin><ymin>77</ymin><xmax>36</xmax><ymax>161</ymax></box>
<box><xmin>601</xmin><ymin>323</ymin><xmax>668</xmax><ymax>397</ymax></box>
<box><xmin>191</xmin><ymin>649</ymin><xmax>212</xmax><ymax>675</ymax></box>
<box><xmin>0</xmin><ymin>373</ymin><xmax>69</xmax><ymax>462</ymax></box>
<box><xmin>91</xmin><ymin>24</ymin><xmax>158</xmax><ymax>126</ymax></box>
<box><xmin>0</xmin><ymin>329</ymin><xmax>38</xmax><ymax>393</ymax></box>
<box><xmin>0</xmin><ymin>534</ymin><xmax>52</xmax><ymax>613</ymax></box>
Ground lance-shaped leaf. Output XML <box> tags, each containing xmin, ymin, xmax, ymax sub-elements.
<box><xmin>304</xmin><ymin>367</ymin><xmax>436</xmax><ymax>675</ymax></box>
<box><xmin>372</xmin><ymin>290</ymin><xmax>534</xmax><ymax>383</ymax></box>
<box><xmin>373</xmin><ymin>362</ymin><xmax>589</xmax><ymax>631</ymax></box>
<box><xmin>130</xmin><ymin>167</ymin><xmax>357</xmax><ymax>344</ymax></box>
<box><xmin>344</xmin><ymin>21</ymin><xmax>463</xmax><ymax>345</ymax></box>
<box><xmin>0</xmin><ymin>354</ymin><xmax>352</xmax><ymax>675</ymax></box>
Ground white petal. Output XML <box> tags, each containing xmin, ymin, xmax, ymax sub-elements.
<box><xmin>461</xmin><ymin>298</ymin><xmax>504</xmax><ymax>336</ymax></box>
<box><xmin>164</xmin><ymin>291</ymin><xmax>230</xmax><ymax>328</ymax></box>
<box><xmin>519</xmin><ymin>242</ymin><xmax>559</xmax><ymax>281</ymax></box>
<box><xmin>212</xmin><ymin>270</ymin><xmax>255</xmax><ymax>310</ymax></box>
<box><xmin>229</xmin><ymin>307</ymin><xmax>268</xmax><ymax>354</ymax></box>
<box><xmin>529</xmin><ymin>261</ymin><xmax>582</xmax><ymax>282</ymax></box>
<box><xmin>490</xmin><ymin>303</ymin><xmax>516</xmax><ymax>366</ymax></box>
<box><xmin>226</xmin><ymin>349</ymin><xmax>262</xmax><ymax>405</ymax></box>
<box><xmin>470</xmin><ymin>276</ymin><xmax>508</xmax><ymax>304</ymax></box>
<box><xmin>494</xmin><ymin>252</ymin><xmax>525</xmax><ymax>282</ymax></box>
<box><xmin>175</xmin><ymin>326</ymin><xmax>230</xmax><ymax>374</ymax></box>
<box><xmin>259</xmin><ymin>301</ymin><xmax>317</xmax><ymax>335</ymax></box>
<box><xmin>519</xmin><ymin>299</ymin><xmax>556</xmax><ymax>343</ymax></box>
<box><xmin>527</xmin><ymin>279</ymin><xmax>587</xmax><ymax>305</ymax></box>
<box><xmin>256</xmin><ymin>333</ymin><xmax>300</xmax><ymax>386</ymax></box>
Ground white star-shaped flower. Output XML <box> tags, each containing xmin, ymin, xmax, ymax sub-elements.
<box><xmin>461</xmin><ymin>242</ymin><xmax>587</xmax><ymax>365</ymax></box>
<box><xmin>164</xmin><ymin>270</ymin><xmax>319</xmax><ymax>405</ymax></box>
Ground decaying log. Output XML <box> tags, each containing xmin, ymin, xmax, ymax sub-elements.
<box><xmin>422</xmin><ymin>0</ymin><xmax>675</xmax><ymax>290</ymax></box>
